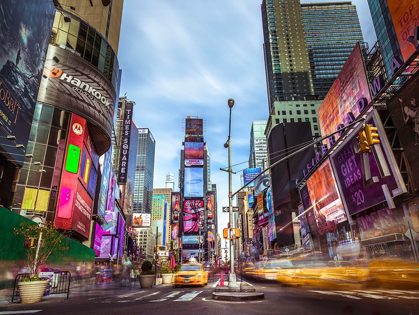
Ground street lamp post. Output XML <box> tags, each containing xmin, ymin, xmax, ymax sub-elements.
<box><xmin>225</xmin><ymin>98</ymin><xmax>237</xmax><ymax>287</ymax></box>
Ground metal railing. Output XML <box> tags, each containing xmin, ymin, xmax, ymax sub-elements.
<box><xmin>11</xmin><ymin>271</ymin><xmax>71</xmax><ymax>303</ymax></box>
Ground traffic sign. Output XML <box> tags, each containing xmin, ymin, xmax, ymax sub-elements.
<box><xmin>222</xmin><ymin>206</ymin><xmax>239</xmax><ymax>212</ymax></box>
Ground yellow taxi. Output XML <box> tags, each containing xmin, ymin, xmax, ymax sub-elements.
<box><xmin>174</xmin><ymin>262</ymin><xmax>208</xmax><ymax>287</ymax></box>
<box><xmin>367</xmin><ymin>259</ymin><xmax>419</xmax><ymax>289</ymax></box>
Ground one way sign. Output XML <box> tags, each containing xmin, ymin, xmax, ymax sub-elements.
<box><xmin>222</xmin><ymin>206</ymin><xmax>239</xmax><ymax>212</ymax></box>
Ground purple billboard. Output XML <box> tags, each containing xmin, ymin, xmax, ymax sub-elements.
<box><xmin>330</xmin><ymin>110</ymin><xmax>406</xmax><ymax>216</ymax></box>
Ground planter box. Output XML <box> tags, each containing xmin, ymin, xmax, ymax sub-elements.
<box><xmin>139</xmin><ymin>275</ymin><xmax>155</xmax><ymax>288</ymax></box>
<box><xmin>18</xmin><ymin>280</ymin><xmax>49</xmax><ymax>304</ymax></box>
<box><xmin>162</xmin><ymin>273</ymin><xmax>173</xmax><ymax>284</ymax></box>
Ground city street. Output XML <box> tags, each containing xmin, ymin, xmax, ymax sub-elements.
<box><xmin>1</xmin><ymin>278</ymin><xmax>418</xmax><ymax>315</ymax></box>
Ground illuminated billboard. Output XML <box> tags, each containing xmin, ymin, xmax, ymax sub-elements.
<box><xmin>206</xmin><ymin>192</ymin><xmax>215</xmax><ymax>221</ymax></box>
<box><xmin>182</xmin><ymin>235</ymin><xmax>203</xmax><ymax>244</ymax></box>
<box><xmin>38</xmin><ymin>45</ymin><xmax>117</xmax><ymax>154</ymax></box>
<box><xmin>0</xmin><ymin>0</ymin><xmax>55</xmax><ymax>166</ymax></box>
<box><xmin>171</xmin><ymin>223</ymin><xmax>179</xmax><ymax>240</ymax></box>
<box><xmin>132</xmin><ymin>213</ymin><xmax>151</xmax><ymax>227</ymax></box>
<box><xmin>387</xmin><ymin>1</ymin><xmax>419</xmax><ymax>62</ymax></box>
<box><xmin>184</xmin><ymin>142</ymin><xmax>204</xmax><ymax>166</ymax></box>
<box><xmin>318</xmin><ymin>43</ymin><xmax>371</xmax><ymax>140</ymax></box>
<box><xmin>118</xmin><ymin>101</ymin><xmax>134</xmax><ymax>183</ymax></box>
<box><xmin>171</xmin><ymin>192</ymin><xmax>180</xmax><ymax>223</ymax></box>
<box><xmin>184</xmin><ymin>168</ymin><xmax>203</xmax><ymax>197</ymax></box>
<box><xmin>299</xmin><ymin>205</ymin><xmax>311</xmax><ymax>251</ymax></box>
<box><xmin>185</xmin><ymin>118</ymin><xmax>203</xmax><ymax>135</ymax></box>
<box><xmin>257</xmin><ymin>193</ymin><xmax>265</xmax><ymax>225</ymax></box>
<box><xmin>183</xmin><ymin>199</ymin><xmax>204</xmax><ymax>234</ymax></box>
<box><xmin>330</xmin><ymin>110</ymin><xmax>406</xmax><ymax>216</ymax></box>
<box><xmin>243</xmin><ymin>168</ymin><xmax>261</xmax><ymax>187</ymax></box>
<box><xmin>305</xmin><ymin>159</ymin><xmax>347</xmax><ymax>231</ymax></box>
<box><xmin>254</xmin><ymin>173</ymin><xmax>270</xmax><ymax>197</ymax></box>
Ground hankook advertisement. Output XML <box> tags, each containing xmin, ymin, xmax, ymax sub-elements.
<box><xmin>38</xmin><ymin>45</ymin><xmax>116</xmax><ymax>155</ymax></box>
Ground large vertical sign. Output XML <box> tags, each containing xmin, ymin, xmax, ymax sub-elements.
<box><xmin>318</xmin><ymin>43</ymin><xmax>371</xmax><ymax>141</ymax></box>
<box><xmin>0</xmin><ymin>0</ymin><xmax>55</xmax><ymax>165</ymax></box>
<box><xmin>387</xmin><ymin>0</ymin><xmax>419</xmax><ymax>62</ymax></box>
<box><xmin>299</xmin><ymin>205</ymin><xmax>311</xmax><ymax>251</ymax></box>
<box><xmin>206</xmin><ymin>192</ymin><xmax>215</xmax><ymax>221</ymax></box>
<box><xmin>330</xmin><ymin>110</ymin><xmax>406</xmax><ymax>216</ymax></box>
<box><xmin>55</xmin><ymin>114</ymin><xmax>93</xmax><ymax>239</ymax></box>
<box><xmin>171</xmin><ymin>192</ymin><xmax>180</xmax><ymax>223</ymax></box>
<box><xmin>97</xmin><ymin>150</ymin><xmax>112</xmax><ymax>223</ymax></box>
<box><xmin>163</xmin><ymin>202</ymin><xmax>167</xmax><ymax>246</ymax></box>
<box><xmin>118</xmin><ymin>101</ymin><xmax>134</xmax><ymax>183</ymax></box>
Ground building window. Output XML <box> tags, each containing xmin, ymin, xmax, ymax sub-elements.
<box><xmin>289</xmin><ymin>110</ymin><xmax>292</xmax><ymax>115</ymax></box>
<box><xmin>311</xmin><ymin>110</ymin><xmax>316</xmax><ymax>114</ymax></box>
<box><xmin>275</xmin><ymin>119</ymin><xmax>280</xmax><ymax>124</ymax></box>
<box><xmin>304</xmin><ymin>110</ymin><xmax>308</xmax><ymax>114</ymax></box>
<box><xmin>305</xmin><ymin>118</ymin><xmax>310</xmax><ymax>122</ymax></box>
<box><xmin>313</xmin><ymin>117</ymin><xmax>317</xmax><ymax>123</ymax></box>
<box><xmin>314</xmin><ymin>125</ymin><xmax>319</xmax><ymax>130</ymax></box>
<box><xmin>283</xmin><ymin>118</ymin><xmax>287</xmax><ymax>123</ymax></box>
<box><xmin>290</xmin><ymin>118</ymin><xmax>294</xmax><ymax>122</ymax></box>
<box><xmin>282</xmin><ymin>111</ymin><xmax>286</xmax><ymax>115</ymax></box>
<box><xmin>297</xmin><ymin>110</ymin><xmax>301</xmax><ymax>115</ymax></box>
<box><xmin>298</xmin><ymin>118</ymin><xmax>302</xmax><ymax>122</ymax></box>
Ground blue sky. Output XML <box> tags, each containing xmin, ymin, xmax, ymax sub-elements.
<box><xmin>117</xmin><ymin>0</ymin><xmax>377</xmax><ymax>237</ymax></box>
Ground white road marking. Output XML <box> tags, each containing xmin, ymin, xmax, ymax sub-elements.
<box><xmin>202</xmin><ymin>298</ymin><xmax>265</xmax><ymax>304</ymax></box>
<box><xmin>0</xmin><ymin>312</ymin><xmax>43</xmax><ymax>315</ymax></box>
<box><xmin>309</xmin><ymin>290</ymin><xmax>361</xmax><ymax>300</ymax></box>
<box><xmin>166</xmin><ymin>291</ymin><xmax>183</xmax><ymax>298</ymax></box>
<box><xmin>117</xmin><ymin>291</ymin><xmax>146</xmax><ymax>298</ymax></box>
<box><xmin>212</xmin><ymin>279</ymin><xmax>220</xmax><ymax>288</ymax></box>
<box><xmin>352</xmin><ymin>290</ymin><xmax>395</xmax><ymax>300</ymax></box>
<box><xmin>372</xmin><ymin>290</ymin><xmax>419</xmax><ymax>299</ymax></box>
<box><xmin>149</xmin><ymin>299</ymin><xmax>167</xmax><ymax>303</ymax></box>
<box><xmin>135</xmin><ymin>291</ymin><xmax>160</xmax><ymax>301</ymax></box>
<box><xmin>174</xmin><ymin>291</ymin><xmax>203</xmax><ymax>301</ymax></box>
<box><xmin>117</xmin><ymin>300</ymin><xmax>131</xmax><ymax>303</ymax></box>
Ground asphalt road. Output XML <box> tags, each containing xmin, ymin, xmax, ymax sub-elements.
<box><xmin>1</xmin><ymin>278</ymin><xmax>418</xmax><ymax>315</ymax></box>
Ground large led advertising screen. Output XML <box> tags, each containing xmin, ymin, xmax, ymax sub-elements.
<box><xmin>330</xmin><ymin>110</ymin><xmax>406</xmax><ymax>216</ymax></box>
<box><xmin>184</xmin><ymin>167</ymin><xmax>204</xmax><ymax>197</ymax></box>
<box><xmin>132</xmin><ymin>213</ymin><xmax>151</xmax><ymax>227</ymax></box>
<box><xmin>318</xmin><ymin>43</ymin><xmax>371</xmax><ymax>140</ymax></box>
<box><xmin>387</xmin><ymin>0</ymin><xmax>419</xmax><ymax>62</ymax></box>
<box><xmin>182</xmin><ymin>199</ymin><xmax>204</xmax><ymax>234</ymax></box>
<box><xmin>185</xmin><ymin>118</ymin><xmax>203</xmax><ymax>135</ymax></box>
<box><xmin>184</xmin><ymin>142</ymin><xmax>204</xmax><ymax>166</ymax></box>
<box><xmin>305</xmin><ymin>159</ymin><xmax>347</xmax><ymax>227</ymax></box>
<box><xmin>254</xmin><ymin>173</ymin><xmax>270</xmax><ymax>197</ymax></box>
<box><xmin>243</xmin><ymin>168</ymin><xmax>261</xmax><ymax>186</ymax></box>
<box><xmin>299</xmin><ymin>205</ymin><xmax>311</xmax><ymax>251</ymax></box>
<box><xmin>206</xmin><ymin>192</ymin><xmax>215</xmax><ymax>221</ymax></box>
<box><xmin>0</xmin><ymin>0</ymin><xmax>55</xmax><ymax>166</ymax></box>
<box><xmin>171</xmin><ymin>192</ymin><xmax>180</xmax><ymax>223</ymax></box>
<box><xmin>38</xmin><ymin>45</ymin><xmax>117</xmax><ymax>155</ymax></box>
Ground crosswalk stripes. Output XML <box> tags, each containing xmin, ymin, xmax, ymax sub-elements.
<box><xmin>174</xmin><ymin>291</ymin><xmax>203</xmax><ymax>302</ymax></box>
<box><xmin>309</xmin><ymin>290</ymin><xmax>419</xmax><ymax>300</ymax></box>
<box><xmin>149</xmin><ymin>291</ymin><xmax>183</xmax><ymax>303</ymax></box>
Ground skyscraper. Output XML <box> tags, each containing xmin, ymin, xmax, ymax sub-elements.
<box><xmin>301</xmin><ymin>2</ymin><xmax>364</xmax><ymax>99</ymax></box>
<box><xmin>165</xmin><ymin>173</ymin><xmax>175</xmax><ymax>190</ymax></box>
<box><xmin>366</xmin><ymin>0</ymin><xmax>402</xmax><ymax>76</ymax></box>
<box><xmin>249</xmin><ymin>121</ymin><xmax>268</xmax><ymax>169</ymax></box>
<box><xmin>133</xmin><ymin>128</ymin><xmax>156</xmax><ymax>214</ymax></box>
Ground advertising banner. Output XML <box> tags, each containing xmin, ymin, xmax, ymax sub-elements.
<box><xmin>182</xmin><ymin>235</ymin><xmax>203</xmax><ymax>244</ymax></box>
<box><xmin>132</xmin><ymin>213</ymin><xmax>151</xmax><ymax>227</ymax></box>
<box><xmin>72</xmin><ymin>183</ymin><xmax>93</xmax><ymax>237</ymax></box>
<box><xmin>98</xmin><ymin>235</ymin><xmax>112</xmax><ymax>259</ymax></box>
<box><xmin>171</xmin><ymin>192</ymin><xmax>180</xmax><ymax>223</ymax></box>
<box><xmin>184</xmin><ymin>167</ymin><xmax>204</xmax><ymax>197</ymax></box>
<box><xmin>185</xmin><ymin>118</ymin><xmax>203</xmax><ymax>135</ymax></box>
<box><xmin>243</xmin><ymin>168</ymin><xmax>262</xmax><ymax>186</ymax></box>
<box><xmin>254</xmin><ymin>174</ymin><xmax>270</xmax><ymax>197</ymax></box>
<box><xmin>118</xmin><ymin>213</ymin><xmax>125</xmax><ymax>259</ymax></box>
<box><xmin>257</xmin><ymin>193</ymin><xmax>265</xmax><ymax>225</ymax></box>
<box><xmin>305</xmin><ymin>159</ymin><xmax>347</xmax><ymax>234</ymax></box>
<box><xmin>38</xmin><ymin>45</ymin><xmax>117</xmax><ymax>155</ymax></box>
<box><xmin>330</xmin><ymin>110</ymin><xmax>406</xmax><ymax>216</ymax></box>
<box><xmin>171</xmin><ymin>223</ymin><xmax>179</xmax><ymax>240</ymax></box>
<box><xmin>118</xmin><ymin>101</ymin><xmax>134</xmax><ymax>183</ymax></box>
<box><xmin>206</xmin><ymin>192</ymin><xmax>215</xmax><ymax>220</ymax></box>
<box><xmin>163</xmin><ymin>202</ymin><xmax>167</xmax><ymax>246</ymax></box>
<box><xmin>318</xmin><ymin>43</ymin><xmax>371</xmax><ymax>141</ymax></box>
<box><xmin>387</xmin><ymin>0</ymin><xmax>419</xmax><ymax>62</ymax></box>
<box><xmin>181</xmin><ymin>249</ymin><xmax>203</xmax><ymax>261</ymax></box>
<box><xmin>299</xmin><ymin>205</ymin><xmax>311</xmax><ymax>251</ymax></box>
<box><xmin>300</xmin><ymin>185</ymin><xmax>318</xmax><ymax>235</ymax></box>
<box><xmin>184</xmin><ymin>142</ymin><xmax>204</xmax><ymax>166</ymax></box>
<box><xmin>248</xmin><ymin>192</ymin><xmax>254</xmax><ymax>208</ymax></box>
<box><xmin>182</xmin><ymin>199</ymin><xmax>204</xmax><ymax>234</ymax></box>
<box><xmin>94</xmin><ymin>223</ymin><xmax>104</xmax><ymax>257</ymax></box>
<box><xmin>386</xmin><ymin>72</ymin><xmax>419</xmax><ymax>190</ymax></box>
<box><xmin>97</xmin><ymin>150</ymin><xmax>112</xmax><ymax>223</ymax></box>
<box><xmin>0</xmin><ymin>0</ymin><xmax>55</xmax><ymax>166</ymax></box>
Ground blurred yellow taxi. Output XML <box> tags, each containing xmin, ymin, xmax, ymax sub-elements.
<box><xmin>367</xmin><ymin>259</ymin><xmax>419</xmax><ymax>289</ymax></box>
<box><xmin>174</xmin><ymin>263</ymin><xmax>208</xmax><ymax>287</ymax></box>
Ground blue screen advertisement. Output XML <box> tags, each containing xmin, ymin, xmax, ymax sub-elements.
<box><xmin>184</xmin><ymin>167</ymin><xmax>204</xmax><ymax>197</ymax></box>
<box><xmin>243</xmin><ymin>168</ymin><xmax>262</xmax><ymax>187</ymax></box>
<box><xmin>97</xmin><ymin>150</ymin><xmax>112</xmax><ymax>223</ymax></box>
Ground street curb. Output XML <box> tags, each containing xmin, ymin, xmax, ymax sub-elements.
<box><xmin>215</xmin><ymin>286</ymin><xmax>256</xmax><ymax>292</ymax></box>
<box><xmin>212</xmin><ymin>292</ymin><xmax>265</xmax><ymax>301</ymax></box>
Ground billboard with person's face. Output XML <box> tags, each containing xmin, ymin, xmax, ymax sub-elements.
<box><xmin>182</xmin><ymin>199</ymin><xmax>204</xmax><ymax>234</ymax></box>
<box><xmin>0</xmin><ymin>0</ymin><xmax>55</xmax><ymax>166</ymax></box>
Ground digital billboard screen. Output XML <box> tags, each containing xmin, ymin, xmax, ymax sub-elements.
<box><xmin>299</xmin><ymin>205</ymin><xmax>311</xmax><ymax>251</ymax></box>
<box><xmin>182</xmin><ymin>235</ymin><xmax>203</xmax><ymax>244</ymax></box>
<box><xmin>171</xmin><ymin>192</ymin><xmax>180</xmax><ymax>223</ymax></box>
<box><xmin>318</xmin><ymin>43</ymin><xmax>371</xmax><ymax>140</ymax></box>
<box><xmin>182</xmin><ymin>199</ymin><xmax>204</xmax><ymax>234</ymax></box>
<box><xmin>184</xmin><ymin>142</ymin><xmax>204</xmax><ymax>166</ymax></box>
<box><xmin>243</xmin><ymin>168</ymin><xmax>261</xmax><ymax>186</ymax></box>
<box><xmin>171</xmin><ymin>223</ymin><xmax>179</xmax><ymax>240</ymax></box>
<box><xmin>118</xmin><ymin>213</ymin><xmax>125</xmax><ymax>259</ymax></box>
<box><xmin>387</xmin><ymin>0</ymin><xmax>419</xmax><ymax>62</ymax></box>
<box><xmin>132</xmin><ymin>213</ymin><xmax>151</xmax><ymax>227</ymax></box>
<box><xmin>0</xmin><ymin>0</ymin><xmax>55</xmax><ymax>166</ymax></box>
<box><xmin>185</xmin><ymin>118</ymin><xmax>203</xmax><ymax>135</ymax></box>
<box><xmin>330</xmin><ymin>110</ymin><xmax>406</xmax><ymax>216</ymax></box>
<box><xmin>305</xmin><ymin>159</ymin><xmax>347</xmax><ymax>228</ymax></box>
<box><xmin>257</xmin><ymin>193</ymin><xmax>265</xmax><ymax>225</ymax></box>
<box><xmin>254</xmin><ymin>173</ymin><xmax>270</xmax><ymax>197</ymax></box>
<box><xmin>184</xmin><ymin>167</ymin><xmax>204</xmax><ymax>197</ymax></box>
<box><xmin>206</xmin><ymin>192</ymin><xmax>215</xmax><ymax>220</ymax></box>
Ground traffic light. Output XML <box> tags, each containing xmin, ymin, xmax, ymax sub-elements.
<box><xmin>365</xmin><ymin>124</ymin><xmax>380</xmax><ymax>146</ymax></box>
<box><xmin>223</xmin><ymin>228</ymin><xmax>240</xmax><ymax>239</ymax></box>
<box><xmin>358</xmin><ymin>128</ymin><xmax>371</xmax><ymax>154</ymax></box>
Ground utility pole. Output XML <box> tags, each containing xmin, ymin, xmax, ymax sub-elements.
<box><xmin>155</xmin><ymin>226</ymin><xmax>158</xmax><ymax>283</ymax></box>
